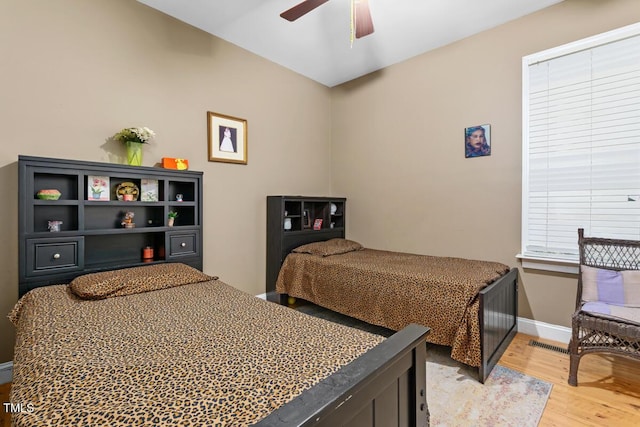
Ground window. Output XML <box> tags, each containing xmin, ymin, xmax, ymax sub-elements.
<box><xmin>521</xmin><ymin>23</ymin><xmax>640</xmax><ymax>266</ymax></box>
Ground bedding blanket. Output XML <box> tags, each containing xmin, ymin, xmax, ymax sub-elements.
<box><xmin>9</xmin><ymin>279</ymin><xmax>384</xmax><ymax>426</ymax></box>
<box><xmin>276</xmin><ymin>249</ymin><xmax>510</xmax><ymax>366</ymax></box>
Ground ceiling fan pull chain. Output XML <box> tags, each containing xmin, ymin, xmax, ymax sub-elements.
<box><xmin>350</xmin><ymin>0</ymin><xmax>355</xmax><ymax>47</ymax></box>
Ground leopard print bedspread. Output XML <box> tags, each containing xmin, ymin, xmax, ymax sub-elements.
<box><xmin>276</xmin><ymin>249</ymin><xmax>510</xmax><ymax>367</ymax></box>
<box><xmin>9</xmin><ymin>280</ymin><xmax>384</xmax><ymax>426</ymax></box>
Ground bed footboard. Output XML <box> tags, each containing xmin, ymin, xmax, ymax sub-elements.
<box><xmin>255</xmin><ymin>324</ymin><xmax>430</xmax><ymax>427</ymax></box>
<box><xmin>479</xmin><ymin>267</ymin><xmax>518</xmax><ymax>383</ymax></box>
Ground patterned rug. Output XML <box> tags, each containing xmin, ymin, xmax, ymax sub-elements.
<box><xmin>296</xmin><ymin>303</ymin><xmax>552</xmax><ymax>427</ymax></box>
<box><xmin>426</xmin><ymin>344</ymin><xmax>551</xmax><ymax>426</ymax></box>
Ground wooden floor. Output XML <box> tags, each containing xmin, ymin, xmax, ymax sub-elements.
<box><xmin>0</xmin><ymin>382</ymin><xmax>8</xmax><ymax>427</ymax></box>
<box><xmin>500</xmin><ymin>333</ymin><xmax>640</xmax><ymax>426</ymax></box>
<box><xmin>1</xmin><ymin>333</ymin><xmax>639</xmax><ymax>426</ymax></box>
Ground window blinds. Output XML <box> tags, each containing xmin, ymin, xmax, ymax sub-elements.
<box><xmin>522</xmin><ymin>25</ymin><xmax>640</xmax><ymax>261</ymax></box>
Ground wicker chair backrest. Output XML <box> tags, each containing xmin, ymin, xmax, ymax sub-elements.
<box><xmin>576</xmin><ymin>228</ymin><xmax>640</xmax><ymax>308</ymax></box>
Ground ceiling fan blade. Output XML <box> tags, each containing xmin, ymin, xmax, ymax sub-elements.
<box><xmin>354</xmin><ymin>0</ymin><xmax>374</xmax><ymax>38</ymax></box>
<box><xmin>280</xmin><ymin>0</ymin><xmax>330</xmax><ymax>22</ymax></box>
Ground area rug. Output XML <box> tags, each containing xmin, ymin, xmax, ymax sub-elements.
<box><xmin>426</xmin><ymin>344</ymin><xmax>551</xmax><ymax>426</ymax></box>
<box><xmin>296</xmin><ymin>303</ymin><xmax>552</xmax><ymax>427</ymax></box>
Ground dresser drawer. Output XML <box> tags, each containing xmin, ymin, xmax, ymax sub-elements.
<box><xmin>168</xmin><ymin>231</ymin><xmax>199</xmax><ymax>258</ymax></box>
<box><xmin>26</xmin><ymin>237</ymin><xmax>84</xmax><ymax>277</ymax></box>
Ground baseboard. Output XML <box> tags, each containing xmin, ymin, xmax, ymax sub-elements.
<box><xmin>518</xmin><ymin>317</ymin><xmax>571</xmax><ymax>344</ymax></box>
<box><xmin>0</xmin><ymin>361</ymin><xmax>13</xmax><ymax>384</ymax></box>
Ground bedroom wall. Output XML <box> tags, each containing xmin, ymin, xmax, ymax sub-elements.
<box><xmin>0</xmin><ymin>0</ymin><xmax>332</xmax><ymax>363</ymax></box>
<box><xmin>331</xmin><ymin>0</ymin><xmax>640</xmax><ymax>329</ymax></box>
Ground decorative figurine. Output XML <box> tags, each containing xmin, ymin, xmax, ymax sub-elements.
<box><xmin>121</xmin><ymin>211</ymin><xmax>135</xmax><ymax>228</ymax></box>
<box><xmin>48</xmin><ymin>220</ymin><xmax>63</xmax><ymax>232</ymax></box>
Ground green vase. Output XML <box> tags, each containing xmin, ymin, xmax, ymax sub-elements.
<box><xmin>125</xmin><ymin>141</ymin><xmax>143</xmax><ymax>166</ymax></box>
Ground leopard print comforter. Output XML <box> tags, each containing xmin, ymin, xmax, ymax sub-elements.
<box><xmin>9</xmin><ymin>280</ymin><xmax>384</xmax><ymax>426</ymax></box>
<box><xmin>276</xmin><ymin>249</ymin><xmax>510</xmax><ymax>367</ymax></box>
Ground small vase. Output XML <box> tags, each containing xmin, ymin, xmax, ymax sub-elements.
<box><xmin>168</xmin><ymin>217</ymin><xmax>175</xmax><ymax>227</ymax></box>
<box><xmin>125</xmin><ymin>141</ymin><xmax>143</xmax><ymax>166</ymax></box>
<box><xmin>284</xmin><ymin>217</ymin><xmax>292</xmax><ymax>230</ymax></box>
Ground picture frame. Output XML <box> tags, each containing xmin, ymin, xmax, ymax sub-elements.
<box><xmin>207</xmin><ymin>111</ymin><xmax>248</xmax><ymax>164</ymax></box>
<box><xmin>87</xmin><ymin>176</ymin><xmax>109</xmax><ymax>201</ymax></box>
<box><xmin>140</xmin><ymin>179</ymin><xmax>159</xmax><ymax>202</ymax></box>
<box><xmin>464</xmin><ymin>124</ymin><xmax>491</xmax><ymax>158</ymax></box>
<box><xmin>303</xmin><ymin>209</ymin><xmax>311</xmax><ymax>228</ymax></box>
<box><xmin>313</xmin><ymin>218</ymin><xmax>323</xmax><ymax>230</ymax></box>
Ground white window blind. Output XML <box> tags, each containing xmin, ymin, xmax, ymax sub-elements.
<box><xmin>522</xmin><ymin>23</ymin><xmax>640</xmax><ymax>262</ymax></box>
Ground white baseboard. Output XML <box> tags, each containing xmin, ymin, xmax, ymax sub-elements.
<box><xmin>518</xmin><ymin>317</ymin><xmax>571</xmax><ymax>344</ymax></box>
<box><xmin>0</xmin><ymin>361</ymin><xmax>13</xmax><ymax>384</ymax></box>
<box><xmin>255</xmin><ymin>293</ymin><xmax>267</xmax><ymax>300</ymax></box>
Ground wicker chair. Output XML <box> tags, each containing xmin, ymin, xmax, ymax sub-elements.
<box><xmin>568</xmin><ymin>228</ymin><xmax>640</xmax><ymax>386</ymax></box>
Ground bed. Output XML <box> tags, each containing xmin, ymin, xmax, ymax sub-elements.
<box><xmin>274</xmin><ymin>238</ymin><xmax>519</xmax><ymax>383</ymax></box>
<box><xmin>9</xmin><ymin>263</ymin><xmax>430</xmax><ymax>426</ymax></box>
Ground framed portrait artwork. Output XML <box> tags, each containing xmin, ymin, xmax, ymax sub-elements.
<box><xmin>207</xmin><ymin>111</ymin><xmax>248</xmax><ymax>164</ymax></box>
<box><xmin>464</xmin><ymin>124</ymin><xmax>491</xmax><ymax>158</ymax></box>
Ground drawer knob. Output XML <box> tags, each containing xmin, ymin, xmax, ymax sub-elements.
<box><xmin>53</xmin><ymin>253</ymin><xmax>61</xmax><ymax>259</ymax></box>
<box><xmin>180</xmin><ymin>242</ymin><xmax>186</xmax><ymax>248</ymax></box>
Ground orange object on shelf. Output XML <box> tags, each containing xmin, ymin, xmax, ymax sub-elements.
<box><xmin>142</xmin><ymin>246</ymin><xmax>154</xmax><ymax>261</ymax></box>
<box><xmin>162</xmin><ymin>158</ymin><xmax>189</xmax><ymax>170</ymax></box>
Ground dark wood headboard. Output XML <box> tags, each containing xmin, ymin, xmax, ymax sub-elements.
<box><xmin>18</xmin><ymin>155</ymin><xmax>204</xmax><ymax>297</ymax></box>
<box><xmin>266</xmin><ymin>195</ymin><xmax>346</xmax><ymax>302</ymax></box>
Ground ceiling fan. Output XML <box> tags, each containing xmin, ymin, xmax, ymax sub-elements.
<box><xmin>280</xmin><ymin>0</ymin><xmax>374</xmax><ymax>39</ymax></box>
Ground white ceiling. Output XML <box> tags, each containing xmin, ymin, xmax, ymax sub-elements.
<box><xmin>137</xmin><ymin>0</ymin><xmax>563</xmax><ymax>87</ymax></box>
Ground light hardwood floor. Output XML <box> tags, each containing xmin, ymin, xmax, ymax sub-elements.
<box><xmin>0</xmin><ymin>382</ymin><xmax>9</xmax><ymax>427</ymax></box>
<box><xmin>1</xmin><ymin>333</ymin><xmax>639</xmax><ymax>426</ymax></box>
<box><xmin>500</xmin><ymin>333</ymin><xmax>640</xmax><ymax>426</ymax></box>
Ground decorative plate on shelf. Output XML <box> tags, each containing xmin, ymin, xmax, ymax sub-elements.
<box><xmin>116</xmin><ymin>182</ymin><xmax>139</xmax><ymax>201</ymax></box>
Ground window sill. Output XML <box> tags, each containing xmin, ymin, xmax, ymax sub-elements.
<box><xmin>516</xmin><ymin>254</ymin><xmax>579</xmax><ymax>274</ymax></box>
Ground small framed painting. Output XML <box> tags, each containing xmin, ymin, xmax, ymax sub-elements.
<box><xmin>313</xmin><ymin>218</ymin><xmax>323</xmax><ymax>230</ymax></box>
<box><xmin>207</xmin><ymin>111</ymin><xmax>248</xmax><ymax>164</ymax></box>
<box><xmin>140</xmin><ymin>179</ymin><xmax>159</xmax><ymax>202</ymax></box>
<box><xmin>88</xmin><ymin>176</ymin><xmax>109</xmax><ymax>201</ymax></box>
<box><xmin>464</xmin><ymin>124</ymin><xmax>491</xmax><ymax>158</ymax></box>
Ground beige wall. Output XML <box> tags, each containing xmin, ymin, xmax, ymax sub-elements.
<box><xmin>331</xmin><ymin>0</ymin><xmax>640</xmax><ymax>328</ymax></box>
<box><xmin>0</xmin><ymin>0</ymin><xmax>332</xmax><ymax>362</ymax></box>
<box><xmin>1</xmin><ymin>0</ymin><xmax>639</xmax><ymax>364</ymax></box>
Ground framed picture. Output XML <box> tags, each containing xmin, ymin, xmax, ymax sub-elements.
<box><xmin>207</xmin><ymin>111</ymin><xmax>248</xmax><ymax>164</ymax></box>
<box><xmin>303</xmin><ymin>209</ymin><xmax>311</xmax><ymax>228</ymax></box>
<box><xmin>464</xmin><ymin>124</ymin><xmax>491</xmax><ymax>158</ymax></box>
<box><xmin>313</xmin><ymin>218</ymin><xmax>323</xmax><ymax>230</ymax></box>
<box><xmin>140</xmin><ymin>179</ymin><xmax>159</xmax><ymax>202</ymax></box>
<box><xmin>87</xmin><ymin>176</ymin><xmax>109</xmax><ymax>201</ymax></box>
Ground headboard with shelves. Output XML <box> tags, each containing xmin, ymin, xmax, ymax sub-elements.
<box><xmin>266</xmin><ymin>195</ymin><xmax>346</xmax><ymax>302</ymax></box>
<box><xmin>18</xmin><ymin>155</ymin><xmax>203</xmax><ymax>296</ymax></box>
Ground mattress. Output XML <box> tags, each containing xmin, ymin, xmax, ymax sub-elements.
<box><xmin>9</xmin><ymin>265</ymin><xmax>384</xmax><ymax>426</ymax></box>
<box><xmin>276</xmin><ymin>247</ymin><xmax>510</xmax><ymax>366</ymax></box>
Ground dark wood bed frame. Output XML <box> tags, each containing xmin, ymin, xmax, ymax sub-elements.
<box><xmin>17</xmin><ymin>166</ymin><xmax>431</xmax><ymax>426</ymax></box>
<box><xmin>256</xmin><ymin>323</ymin><xmax>430</xmax><ymax>426</ymax></box>
<box><xmin>15</xmin><ymin>281</ymin><xmax>430</xmax><ymax>427</ymax></box>
<box><xmin>267</xmin><ymin>228</ymin><xmax>518</xmax><ymax>383</ymax></box>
